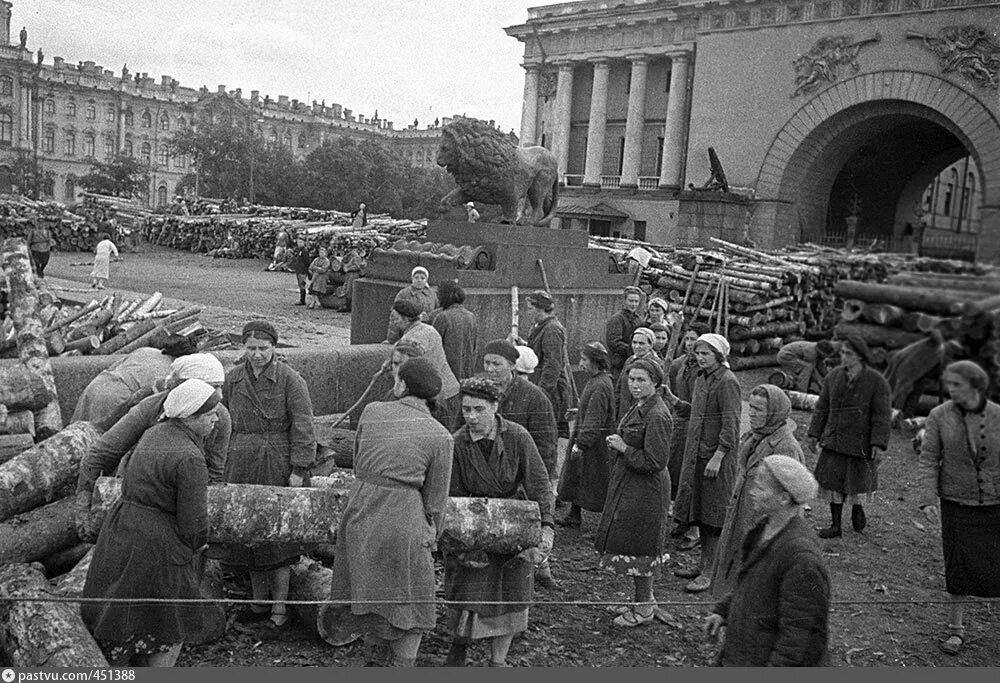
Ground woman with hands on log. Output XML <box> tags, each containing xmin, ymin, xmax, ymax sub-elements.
<box><xmin>806</xmin><ymin>335</ymin><xmax>891</xmax><ymax>539</ymax></box>
<box><xmin>319</xmin><ymin>357</ymin><xmax>453</xmax><ymax>667</ymax></box>
<box><xmin>916</xmin><ymin>360</ymin><xmax>1000</xmax><ymax>656</ymax></box>
<box><xmin>443</xmin><ymin>377</ymin><xmax>555</xmax><ymax>667</ymax></box>
<box><xmin>220</xmin><ymin>319</ymin><xmax>316</xmax><ymax>635</ymax></box>
<box><xmin>594</xmin><ymin>357</ymin><xmax>672</xmax><ymax>627</ymax></box>
<box><xmin>81</xmin><ymin>379</ymin><xmax>223</xmax><ymax>667</ymax></box>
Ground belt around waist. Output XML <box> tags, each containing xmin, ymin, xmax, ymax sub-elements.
<box><xmin>355</xmin><ymin>470</ymin><xmax>419</xmax><ymax>491</ymax></box>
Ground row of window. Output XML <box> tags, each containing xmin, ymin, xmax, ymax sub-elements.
<box><xmin>62</xmin><ymin>174</ymin><xmax>171</xmax><ymax>206</ymax></box>
<box><xmin>40</xmin><ymin>127</ymin><xmax>186</xmax><ymax>167</ymax></box>
<box><xmin>41</xmin><ymin>98</ymin><xmax>186</xmax><ymax>130</ymax></box>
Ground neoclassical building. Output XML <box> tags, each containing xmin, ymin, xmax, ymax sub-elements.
<box><xmin>0</xmin><ymin>1</ymin><xmax>442</xmax><ymax>206</ymax></box>
<box><xmin>506</xmin><ymin>0</ymin><xmax>1000</xmax><ymax>260</ymax></box>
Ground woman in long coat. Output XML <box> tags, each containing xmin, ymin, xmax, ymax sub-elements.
<box><xmin>917</xmin><ymin>360</ymin><xmax>1000</xmax><ymax>656</ymax></box>
<box><xmin>524</xmin><ymin>290</ymin><xmax>576</xmax><ymax>439</ymax></box>
<box><xmin>222</xmin><ymin>319</ymin><xmax>316</xmax><ymax>632</ymax></box>
<box><xmin>614</xmin><ymin>327</ymin><xmax>659</xmax><ymax>421</ymax></box>
<box><xmin>444</xmin><ymin>377</ymin><xmax>555</xmax><ymax>667</ymax></box>
<box><xmin>319</xmin><ymin>358</ymin><xmax>453</xmax><ymax>667</ymax></box>
<box><xmin>595</xmin><ymin>357</ymin><xmax>672</xmax><ymax>627</ymax></box>
<box><xmin>670</xmin><ymin>333</ymin><xmax>742</xmax><ymax>594</ymax></box>
<box><xmin>710</xmin><ymin>384</ymin><xmax>803</xmax><ymax>599</ymax></box>
<box><xmin>807</xmin><ymin>335</ymin><xmax>891</xmax><ymax>538</ymax></box>
<box><xmin>557</xmin><ymin>341</ymin><xmax>615</xmax><ymax>527</ymax></box>
<box><xmin>82</xmin><ymin>379</ymin><xmax>223</xmax><ymax>666</ymax></box>
<box><xmin>666</xmin><ymin>323</ymin><xmax>709</xmax><ymax>500</ymax></box>
<box><xmin>386</xmin><ymin>266</ymin><xmax>436</xmax><ymax>342</ymax></box>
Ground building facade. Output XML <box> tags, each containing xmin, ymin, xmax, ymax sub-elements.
<box><xmin>506</xmin><ymin>0</ymin><xmax>1000</xmax><ymax>261</ymax></box>
<box><xmin>0</xmin><ymin>1</ymin><xmax>442</xmax><ymax>206</ymax></box>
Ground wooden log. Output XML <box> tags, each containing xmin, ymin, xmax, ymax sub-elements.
<box><xmin>289</xmin><ymin>556</ymin><xmax>360</xmax><ymax>647</ymax></box>
<box><xmin>43</xmin><ymin>300</ymin><xmax>100</xmax><ymax>335</ymax></box>
<box><xmin>960</xmin><ymin>292</ymin><xmax>1000</xmax><ymax>316</ymax></box>
<box><xmin>833</xmin><ymin>322</ymin><xmax>924</xmax><ymax>350</ymax></box>
<box><xmin>728</xmin><ymin>321</ymin><xmax>805</xmax><ymax>342</ymax></box>
<box><xmin>0</xmin><ymin>434</ymin><xmax>34</xmax><ymax>465</ymax></box>
<box><xmin>115</xmin><ymin>324</ymin><xmax>166</xmax><ymax>354</ymax></box>
<box><xmin>81</xmin><ymin>477</ymin><xmax>351</xmax><ymax>545</ymax></box>
<box><xmin>41</xmin><ymin>542</ymin><xmax>93</xmax><ymax>579</ymax></box>
<box><xmin>0</xmin><ymin>408</ymin><xmax>35</xmax><ymax>436</ymax></box>
<box><xmin>841</xmin><ymin>300</ymin><xmax>865</xmax><ymax>323</ymax></box>
<box><xmin>656</xmin><ymin>275</ymin><xmax>765</xmax><ymax>306</ymax></box>
<box><xmin>0</xmin><ymin>495</ymin><xmax>80</xmax><ymax>564</ymax></box>
<box><xmin>786</xmin><ymin>390</ymin><xmax>820</xmax><ymax>411</ymax></box>
<box><xmin>0</xmin><ymin>422</ymin><xmax>101</xmax><ymax>522</ymax></box>
<box><xmin>832</xmin><ymin>280</ymin><xmax>970</xmax><ymax>315</ymax></box>
<box><xmin>93</xmin><ymin>317</ymin><xmax>157</xmax><ymax>355</ymax></box>
<box><xmin>661</xmin><ymin>301</ymin><xmax>762</xmax><ymax>328</ymax></box>
<box><xmin>768</xmin><ymin>370</ymin><xmax>794</xmax><ymax>389</ymax></box>
<box><xmin>861</xmin><ymin>303</ymin><xmax>906</xmax><ymax>327</ymax></box>
<box><xmin>132</xmin><ymin>291</ymin><xmax>163</xmax><ymax>316</ymax></box>
<box><xmin>66</xmin><ymin>309</ymin><xmax>113</xmax><ymax>342</ymax></box>
<box><xmin>739</xmin><ymin>295</ymin><xmax>798</xmax><ymax>313</ymax></box>
<box><xmin>0</xmin><ymin>563</ymin><xmax>109</xmax><ymax>666</ymax></box>
<box><xmin>62</xmin><ymin>335</ymin><xmax>101</xmax><ymax>355</ymax></box>
<box><xmin>0</xmin><ymin>365</ymin><xmax>53</xmax><ymax>411</ymax></box>
<box><xmin>54</xmin><ymin>548</ymin><xmax>94</xmax><ymax>597</ymax></box>
<box><xmin>730</xmin><ymin>353</ymin><xmax>779</xmax><ymax>371</ymax></box>
<box><xmin>887</xmin><ymin>272</ymin><xmax>1000</xmax><ymax>294</ymax></box>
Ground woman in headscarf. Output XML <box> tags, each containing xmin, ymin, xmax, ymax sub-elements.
<box><xmin>386</xmin><ymin>266</ymin><xmax>436</xmax><ymax>343</ymax></box>
<box><xmin>320</xmin><ymin>358</ymin><xmax>454</xmax><ymax>667</ymax></box>
<box><xmin>709</xmin><ymin>384</ymin><xmax>804</xmax><ymax>599</ymax></box>
<box><xmin>807</xmin><ymin>335</ymin><xmax>891</xmax><ymax>538</ymax></box>
<box><xmin>645</xmin><ymin>297</ymin><xmax>669</xmax><ymax>328</ymax></box>
<box><xmin>595</xmin><ymin>357</ymin><xmax>673</xmax><ymax>627</ymax></box>
<box><xmin>443</xmin><ymin>377</ymin><xmax>555</xmax><ymax>667</ymax></box>
<box><xmin>668</xmin><ymin>332</ymin><xmax>741</xmax><ymax>594</ymax></box>
<box><xmin>90</xmin><ymin>232</ymin><xmax>119</xmax><ymax>289</ymax></box>
<box><xmin>82</xmin><ymin>379</ymin><xmax>222</xmax><ymax>666</ymax></box>
<box><xmin>221</xmin><ymin>320</ymin><xmax>317</xmax><ymax>633</ymax></box>
<box><xmin>557</xmin><ymin>341</ymin><xmax>615</xmax><ymax>528</ymax></box>
<box><xmin>306</xmin><ymin>245</ymin><xmax>332</xmax><ymax>309</ymax></box>
<box><xmin>615</xmin><ymin>327</ymin><xmax>658</xmax><ymax>421</ymax></box>
<box><xmin>378</xmin><ymin>338</ymin><xmax>428</xmax><ymax>401</ymax></box>
<box><xmin>917</xmin><ymin>360</ymin><xmax>1000</xmax><ymax>656</ymax></box>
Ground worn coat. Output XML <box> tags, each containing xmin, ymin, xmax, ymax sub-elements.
<box><xmin>307</xmin><ymin>256</ymin><xmax>332</xmax><ymax>295</ymax></box>
<box><xmin>674</xmin><ymin>365</ymin><xmax>742</xmax><ymax>527</ymax></box>
<box><xmin>807</xmin><ymin>365</ymin><xmax>891</xmax><ymax>459</ymax></box>
<box><xmin>222</xmin><ymin>358</ymin><xmax>317</xmax><ymax>569</ymax></box>
<box><xmin>667</xmin><ymin>353</ymin><xmax>700</xmax><ymax>496</ymax></box>
<box><xmin>884</xmin><ymin>336</ymin><xmax>944</xmax><ymax>415</ymax></box>
<box><xmin>71</xmin><ymin>347</ymin><xmax>174</xmax><ymax>423</ymax></box>
<box><xmin>558</xmin><ymin>371</ymin><xmax>615</xmax><ymax>512</ymax></box>
<box><xmin>615</xmin><ymin>350</ymin><xmax>659</xmax><ymax>421</ymax></box>
<box><xmin>82</xmin><ymin>420</ymin><xmax>219</xmax><ymax>647</ymax></box>
<box><xmin>605</xmin><ymin>308</ymin><xmax>641</xmax><ymax>372</ymax></box>
<box><xmin>777</xmin><ymin>341</ymin><xmax>826</xmax><ymax>394</ymax></box>
<box><xmin>432</xmin><ymin>303</ymin><xmax>478</xmax><ymax>380</ymax></box>
<box><xmin>445</xmin><ymin>417</ymin><xmax>554</xmax><ymax>618</ymax></box>
<box><xmin>322</xmin><ymin>397</ymin><xmax>453</xmax><ymax>634</ymax></box>
<box><xmin>714</xmin><ymin>516</ymin><xmax>831</xmax><ymax>667</ymax></box>
<box><xmin>497</xmin><ymin>374</ymin><xmax>559</xmax><ymax>478</ymax></box>
<box><xmin>386</xmin><ymin>285</ymin><xmax>437</xmax><ymax>342</ymax></box>
<box><xmin>594</xmin><ymin>393</ymin><xmax>672</xmax><ymax>557</ymax></box>
<box><xmin>526</xmin><ymin>314</ymin><xmax>575</xmax><ymax>425</ymax></box>
<box><xmin>77</xmin><ymin>391</ymin><xmax>232</xmax><ymax>492</ymax></box>
<box><xmin>918</xmin><ymin>399</ymin><xmax>1000</xmax><ymax>508</ymax></box>
<box><xmin>399</xmin><ymin>321</ymin><xmax>460</xmax><ymax>402</ymax></box>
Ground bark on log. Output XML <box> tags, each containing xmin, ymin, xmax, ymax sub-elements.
<box><xmin>62</xmin><ymin>336</ymin><xmax>101</xmax><ymax>354</ymax></box>
<box><xmin>833</xmin><ymin>322</ymin><xmax>924</xmax><ymax>350</ymax></box>
<box><xmin>44</xmin><ymin>300</ymin><xmax>100</xmax><ymax>335</ymax></box>
<box><xmin>132</xmin><ymin>292</ymin><xmax>163</xmax><ymax>317</ymax></box>
<box><xmin>728</xmin><ymin>321</ymin><xmax>805</xmax><ymax>342</ymax></box>
<box><xmin>960</xmin><ymin>293</ymin><xmax>1000</xmax><ymax>316</ymax></box>
<box><xmin>288</xmin><ymin>557</ymin><xmax>358</xmax><ymax>646</ymax></box>
<box><xmin>832</xmin><ymin>280</ymin><xmax>971</xmax><ymax>315</ymax></box>
<box><xmin>661</xmin><ymin>301</ymin><xmax>762</xmax><ymax>328</ymax></box>
<box><xmin>54</xmin><ymin>548</ymin><xmax>94</xmax><ymax>597</ymax></box>
<box><xmin>0</xmin><ymin>422</ymin><xmax>101</xmax><ymax>522</ymax></box>
<box><xmin>93</xmin><ymin>318</ymin><xmax>157</xmax><ymax>355</ymax></box>
<box><xmin>840</xmin><ymin>299</ymin><xmax>865</xmax><ymax>322</ymax></box>
<box><xmin>81</xmin><ymin>477</ymin><xmax>351</xmax><ymax>545</ymax></box>
<box><xmin>887</xmin><ymin>272</ymin><xmax>1000</xmax><ymax>294</ymax></box>
<box><xmin>0</xmin><ymin>495</ymin><xmax>80</xmax><ymax>565</ymax></box>
<box><xmin>67</xmin><ymin>310</ymin><xmax>113</xmax><ymax>342</ymax></box>
<box><xmin>0</xmin><ymin>434</ymin><xmax>34</xmax><ymax>465</ymax></box>
<box><xmin>786</xmin><ymin>390</ymin><xmax>820</xmax><ymax>411</ymax></box>
<box><xmin>41</xmin><ymin>542</ymin><xmax>93</xmax><ymax>579</ymax></box>
<box><xmin>861</xmin><ymin>303</ymin><xmax>905</xmax><ymax>327</ymax></box>
<box><xmin>730</xmin><ymin>354</ymin><xmax>779</xmax><ymax>370</ymax></box>
<box><xmin>0</xmin><ymin>563</ymin><xmax>109</xmax><ymax>667</ymax></box>
<box><xmin>656</xmin><ymin>276</ymin><xmax>764</xmax><ymax>305</ymax></box>
<box><xmin>0</xmin><ymin>409</ymin><xmax>35</xmax><ymax>436</ymax></box>
<box><xmin>0</xmin><ymin>366</ymin><xmax>54</xmax><ymax>412</ymax></box>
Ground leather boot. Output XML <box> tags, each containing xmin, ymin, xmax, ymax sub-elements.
<box><xmin>444</xmin><ymin>642</ymin><xmax>467</xmax><ymax>667</ymax></box>
<box><xmin>818</xmin><ymin>502</ymin><xmax>843</xmax><ymax>538</ymax></box>
<box><xmin>296</xmin><ymin>289</ymin><xmax>306</xmax><ymax>305</ymax></box>
<box><xmin>851</xmin><ymin>504</ymin><xmax>867</xmax><ymax>531</ymax></box>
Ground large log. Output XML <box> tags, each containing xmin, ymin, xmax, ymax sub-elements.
<box><xmin>861</xmin><ymin>303</ymin><xmax>905</xmax><ymax>327</ymax></box>
<box><xmin>0</xmin><ymin>365</ymin><xmax>54</xmax><ymax>412</ymax></box>
<box><xmin>786</xmin><ymin>390</ymin><xmax>820</xmax><ymax>411</ymax></box>
<box><xmin>41</xmin><ymin>543</ymin><xmax>93</xmax><ymax>579</ymax></box>
<box><xmin>728</xmin><ymin>321</ymin><xmax>805</xmax><ymax>342</ymax></box>
<box><xmin>730</xmin><ymin>353</ymin><xmax>779</xmax><ymax>370</ymax></box>
<box><xmin>0</xmin><ymin>433</ymin><xmax>34</xmax><ymax>465</ymax></box>
<box><xmin>833</xmin><ymin>322</ymin><xmax>924</xmax><ymax>350</ymax></box>
<box><xmin>0</xmin><ymin>408</ymin><xmax>35</xmax><ymax>436</ymax></box>
<box><xmin>886</xmin><ymin>272</ymin><xmax>1000</xmax><ymax>294</ymax></box>
<box><xmin>832</xmin><ymin>280</ymin><xmax>971</xmax><ymax>315</ymax></box>
<box><xmin>93</xmin><ymin>318</ymin><xmax>158</xmax><ymax>355</ymax></box>
<box><xmin>656</xmin><ymin>275</ymin><xmax>764</xmax><ymax>306</ymax></box>
<box><xmin>54</xmin><ymin>548</ymin><xmax>94</xmax><ymax>597</ymax></box>
<box><xmin>0</xmin><ymin>563</ymin><xmax>109</xmax><ymax>667</ymax></box>
<box><xmin>62</xmin><ymin>335</ymin><xmax>101</xmax><ymax>355</ymax></box>
<box><xmin>0</xmin><ymin>422</ymin><xmax>101</xmax><ymax>522</ymax></box>
<box><xmin>0</xmin><ymin>495</ymin><xmax>80</xmax><ymax>565</ymax></box>
<box><xmin>289</xmin><ymin>557</ymin><xmax>360</xmax><ymax>646</ymax></box>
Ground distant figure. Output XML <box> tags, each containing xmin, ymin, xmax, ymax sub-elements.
<box><xmin>351</xmin><ymin>203</ymin><xmax>367</xmax><ymax>229</ymax></box>
<box><xmin>26</xmin><ymin>221</ymin><xmax>54</xmax><ymax>278</ymax></box>
<box><xmin>19</xmin><ymin>26</ymin><xmax>27</xmax><ymax>49</ymax></box>
<box><xmin>776</xmin><ymin>340</ymin><xmax>836</xmax><ymax>394</ymax></box>
<box><xmin>465</xmin><ymin>202</ymin><xmax>480</xmax><ymax>223</ymax></box>
<box><xmin>90</xmin><ymin>232</ymin><xmax>120</xmax><ymax>290</ymax></box>
<box><xmin>267</xmin><ymin>231</ymin><xmax>290</xmax><ymax>272</ymax></box>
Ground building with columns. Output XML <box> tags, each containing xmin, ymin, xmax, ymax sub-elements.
<box><xmin>506</xmin><ymin>0</ymin><xmax>1000</xmax><ymax>262</ymax></box>
<box><xmin>0</xmin><ymin>1</ymin><xmax>442</xmax><ymax>207</ymax></box>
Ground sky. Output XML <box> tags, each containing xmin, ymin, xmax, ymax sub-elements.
<box><xmin>15</xmin><ymin>0</ymin><xmax>541</xmax><ymax>133</ymax></box>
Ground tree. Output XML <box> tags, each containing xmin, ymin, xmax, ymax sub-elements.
<box><xmin>169</xmin><ymin>118</ymin><xmax>264</xmax><ymax>201</ymax></box>
<box><xmin>78</xmin><ymin>154</ymin><xmax>150</xmax><ymax>198</ymax></box>
<box><xmin>8</xmin><ymin>149</ymin><xmax>56</xmax><ymax>200</ymax></box>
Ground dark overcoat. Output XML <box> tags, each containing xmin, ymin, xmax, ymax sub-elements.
<box><xmin>558</xmin><ymin>371</ymin><xmax>615</xmax><ymax>512</ymax></box>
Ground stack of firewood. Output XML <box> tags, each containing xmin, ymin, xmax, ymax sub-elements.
<box><xmin>0</xmin><ymin>196</ymin><xmax>99</xmax><ymax>252</ymax></box>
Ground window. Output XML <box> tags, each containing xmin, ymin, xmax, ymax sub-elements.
<box><xmin>157</xmin><ymin>185</ymin><xmax>168</xmax><ymax>207</ymax></box>
<box><xmin>269</xmin><ymin>129</ymin><xmax>278</xmax><ymax>144</ymax></box>
<box><xmin>104</xmin><ymin>135</ymin><xmax>115</xmax><ymax>160</ymax></box>
<box><xmin>0</xmin><ymin>76</ymin><xmax>12</xmax><ymax>96</ymax></box>
<box><xmin>141</xmin><ymin>111</ymin><xmax>151</xmax><ymax>128</ymax></box>
<box><xmin>0</xmin><ymin>112</ymin><xmax>12</xmax><ymax>146</ymax></box>
<box><xmin>176</xmin><ymin>116</ymin><xmax>186</xmax><ymax>129</ymax></box>
<box><xmin>66</xmin><ymin>100</ymin><xmax>76</xmax><ymax>117</ymax></box>
<box><xmin>83</xmin><ymin>133</ymin><xmax>95</xmax><ymax>157</ymax></box>
<box><xmin>44</xmin><ymin>98</ymin><xmax>55</xmax><ymax>116</ymax></box>
<box><xmin>173</xmin><ymin>154</ymin><xmax>186</xmax><ymax>169</ymax></box>
<box><xmin>140</xmin><ymin>142</ymin><xmax>151</xmax><ymax>164</ymax></box>
<box><xmin>64</xmin><ymin>131</ymin><xmax>76</xmax><ymax>156</ymax></box>
<box><xmin>124</xmin><ymin>110</ymin><xmax>134</xmax><ymax>126</ymax></box>
<box><xmin>656</xmin><ymin>137</ymin><xmax>664</xmax><ymax>174</ymax></box>
<box><xmin>283</xmin><ymin>132</ymin><xmax>292</xmax><ymax>148</ymax></box>
<box><xmin>633</xmin><ymin>221</ymin><xmax>647</xmax><ymax>241</ymax></box>
<box><xmin>123</xmin><ymin>139</ymin><xmax>133</xmax><ymax>157</ymax></box>
<box><xmin>298</xmin><ymin>133</ymin><xmax>306</xmax><ymax>148</ymax></box>
<box><xmin>85</xmin><ymin>103</ymin><xmax>96</xmax><ymax>120</ymax></box>
<box><xmin>158</xmin><ymin>147</ymin><xmax>169</xmax><ymax>165</ymax></box>
<box><xmin>42</xmin><ymin>127</ymin><xmax>55</xmax><ymax>153</ymax></box>
<box><xmin>159</xmin><ymin>114</ymin><xmax>170</xmax><ymax>131</ymax></box>
<box><xmin>105</xmin><ymin>107</ymin><xmax>115</xmax><ymax>123</ymax></box>
<box><xmin>64</xmin><ymin>175</ymin><xmax>76</xmax><ymax>201</ymax></box>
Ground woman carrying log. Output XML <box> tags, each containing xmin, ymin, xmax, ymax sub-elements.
<box><xmin>81</xmin><ymin>379</ymin><xmax>223</xmax><ymax>666</ymax></box>
<box><xmin>807</xmin><ymin>335</ymin><xmax>891</xmax><ymax>538</ymax></box>
<box><xmin>221</xmin><ymin>319</ymin><xmax>316</xmax><ymax>634</ymax></box>
<box><xmin>916</xmin><ymin>361</ymin><xmax>1000</xmax><ymax>656</ymax></box>
<box><xmin>594</xmin><ymin>357</ymin><xmax>673</xmax><ymax>627</ymax></box>
<box><xmin>89</xmin><ymin>232</ymin><xmax>120</xmax><ymax>290</ymax></box>
<box><xmin>319</xmin><ymin>357</ymin><xmax>453</xmax><ymax>667</ymax></box>
<box><xmin>443</xmin><ymin>377</ymin><xmax>555</xmax><ymax>667</ymax></box>
<box><xmin>709</xmin><ymin>384</ymin><xmax>803</xmax><ymax>599</ymax></box>
<box><xmin>557</xmin><ymin>341</ymin><xmax>615</xmax><ymax>529</ymax></box>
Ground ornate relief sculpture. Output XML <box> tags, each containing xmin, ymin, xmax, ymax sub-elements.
<box><xmin>791</xmin><ymin>32</ymin><xmax>881</xmax><ymax>98</ymax></box>
<box><xmin>907</xmin><ymin>26</ymin><xmax>1000</xmax><ymax>90</ymax></box>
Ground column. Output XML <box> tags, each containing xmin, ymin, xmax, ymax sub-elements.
<box><xmin>659</xmin><ymin>52</ymin><xmax>691</xmax><ymax>189</ymax></box>
<box><xmin>519</xmin><ymin>65</ymin><xmax>540</xmax><ymax>146</ymax></box>
<box><xmin>619</xmin><ymin>55</ymin><xmax>649</xmax><ymax>188</ymax></box>
<box><xmin>582</xmin><ymin>59</ymin><xmax>611</xmax><ymax>186</ymax></box>
<box><xmin>553</xmin><ymin>61</ymin><xmax>575</xmax><ymax>180</ymax></box>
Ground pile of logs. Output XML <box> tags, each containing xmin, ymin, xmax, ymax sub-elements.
<box><xmin>0</xmin><ymin>196</ymin><xmax>98</xmax><ymax>252</ymax></box>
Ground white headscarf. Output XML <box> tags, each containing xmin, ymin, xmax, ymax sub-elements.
<box><xmin>515</xmin><ymin>345</ymin><xmax>538</xmax><ymax>374</ymax></box>
<box><xmin>169</xmin><ymin>353</ymin><xmax>225</xmax><ymax>384</ymax></box>
<box><xmin>163</xmin><ymin>379</ymin><xmax>218</xmax><ymax>419</ymax></box>
<box><xmin>696</xmin><ymin>333</ymin><xmax>732</xmax><ymax>368</ymax></box>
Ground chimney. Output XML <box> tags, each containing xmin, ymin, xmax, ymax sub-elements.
<box><xmin>386</xmin><ymin>121</ymin><xmax>393</xmax><ymax>130</ymax></box>
<box><xmin>332</xmin><ymin>104</ymin><xmax>342</xmax><ymax>118</ymax></box>
<box><xmin>344</xmin><ymin>108</ymin><xmax>352</xmax><ymax>121</ymax></box>
<box><xmin>278</xmin><ymin>95</ymin><xmax>289</xmax><ymax>107</ymax></box>
<box><xmin>161</xmin><ymin>75</ymin><xmax>171</xmax><ymax>86</ymax></box>
<box><xmin>235</xmin><ymin>88</ymin><xmax>242</xmax><ymax>99</ymax></box>
<box><xmin>104</xmin><ymin>69</ymin><xmax>114</xmax><ymax>78</ymax></box>
<box><xmin>250</xmin><ymin>89</ymin><xmax>260</xmax><ymax>102</ymax></box>
<box><xmin>53</xmin><ymin>56</ymin><xmax>64</xmax><ymax>69</ymax></box>
<box><xmin>217</xmin><ymin>84</ymin><xmax>226</xmax><ymax>93</ymax></box>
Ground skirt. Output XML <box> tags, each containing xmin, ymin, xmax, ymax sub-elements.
<box><xmin>91</xmin><ymin>253</ymin><xmax>111</xmax><ymax>279</ymax></box>
<box><xmin>813</xmin><ymin>448</ymin><xmax>878</xmax><ymax>496</ymax></box>
<box><xmin>941</xmin><ymin>499</ymin><xmax>1000</xmax><ymax>597</ymax></box>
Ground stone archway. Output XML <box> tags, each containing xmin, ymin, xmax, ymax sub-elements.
<box><xmin>754</xmin><ymin>71</ymin><xmax>1000</xmax><ymax>254</ymax></box>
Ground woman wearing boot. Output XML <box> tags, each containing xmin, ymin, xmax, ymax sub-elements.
<box><xmin>807</xmin><ymin>335</ymin><xmax>891</xmax><ymax>538</ymax></box>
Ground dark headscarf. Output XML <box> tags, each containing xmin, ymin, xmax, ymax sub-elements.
<box><xmin>750</xmin><ymin>384</ymin><xmax>792</xmax><ymax>436</ymax></box>
<box><xmin>840</xmin><ymin>334</ymin><xmax>870</xmax><ymax>363</ymax></box>
<box><xmin>580</xmin><ymin>340</ymin><xmax>610</xmax><ymax>371</ymax></box>
<box><xmin>483</xmin><ymin>339</ymin><xmax>519</xmax><ymax>364</ymax></box>
<box><xmin>397</xmin><ymin>357</ymin><xmax>441</xmax><ymax>400</ymax></box>
<box><xmin>242</xmin><ymin>319</ymin><xmax>278</xmax><ymax>344</ymax></box>
<box><xmin>628</xmin><ymin>357</ymin><xmax>663</xmax><ymax>386</ymax></box>
<box><xmin>393</xmin><ymin>299</ymin><xmax>423</xmax><ymax>320</ymax></box>
<box><xmin>161</xmin><ymin>334</ymin><xmax>197</xmax><ymax>358</ymax></box>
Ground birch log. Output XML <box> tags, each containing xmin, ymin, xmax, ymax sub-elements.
<box><xmin>54</xmin><ymin>548</ymin><xmax>94</xmax><ymax>597</ymax></box>
<box><xmin>288</xmin><ymin>557</ymin><xmax>361</xmax><ymax>646</ymax></box>
<box><xmin>0</xmin><ymin>494</ymin><xmax>80</xmax><ymax>564</ymax></box>
<box><xmin>0</xmin><ymin>563</ymin><xmax>109</xmax><ymax>667</ymax></box>
<box><xmin>0</xmin><ymin>365</ymin><xmax>54</xmax><ymax>411</ymax></box>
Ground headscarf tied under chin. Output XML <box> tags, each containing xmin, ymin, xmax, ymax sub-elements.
<box><xmin>751</xmin><ymin>384</ymin><xmax>792</xmax><ymax>436</ymax></box>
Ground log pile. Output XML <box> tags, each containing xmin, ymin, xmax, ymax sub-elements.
<box><xmin>0</xmin><ymin>196</ymin><xmax>98</xmax><ymax>252</ymax></box>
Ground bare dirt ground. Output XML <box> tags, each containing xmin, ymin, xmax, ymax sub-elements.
<box><xmin>44</xmin><ymin>246</ymin><xmax>998</xmax><ymax>667</ymax></box>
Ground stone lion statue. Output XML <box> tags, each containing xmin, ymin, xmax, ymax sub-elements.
<box><xmin>436</xmin><ymin>118</ymin><xmax>559</xmax><ymax>226</ymax></box>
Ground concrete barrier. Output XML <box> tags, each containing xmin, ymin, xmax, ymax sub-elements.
<box><xmin>0</xmin><ymin>345</ymin><xmax>393</xmax><ymax>423</ymax></box>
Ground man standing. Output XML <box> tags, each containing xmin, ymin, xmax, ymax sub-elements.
<box><xmin>606</xmin><ymin>286</ymin><xmax>643</xmax><ymax>380</ymax></box>
<box><xmin>524</xmin><ymin>290</ymin><xmax>575</xmax><ymax>440</ymax></box>
<box><xmin>26</xmin><ymin>220</ymin><xmax>55</xmax><ymax>279</ymax></box>
<box><xmin>776</xmin><ymin>340</ymin><xmax>836</xmax><ymax>394</ymax></box>
<box><xmin>704</xmin><ymin>455</ymin><xmax>830</xmax><ymax>666</ymax></box>
<box><xmin>289</xmin><ymin>236</ymin><xmax>313</xmax><ymax>307</ymax></box>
